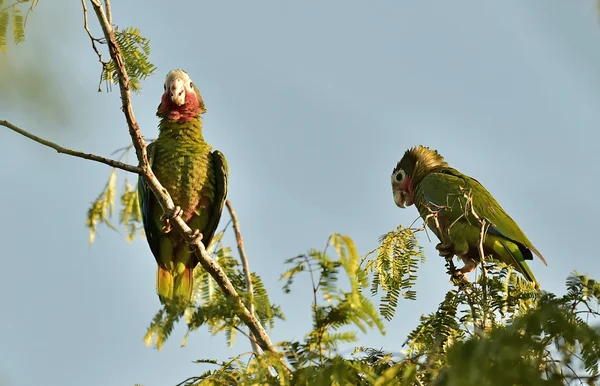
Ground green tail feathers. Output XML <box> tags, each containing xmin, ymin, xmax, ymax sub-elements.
<box><xmin>498</xmin><ymin>240</ymin><xmax>539</xmax><ymax>289</ymax></box>
<box><xmin>156</xmin><ymin>266</ymin><xmax>194</xmax><ymax>306</ymax></box>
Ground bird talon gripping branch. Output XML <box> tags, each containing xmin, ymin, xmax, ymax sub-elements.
<box><xmin>188</xmin><ymin>229</ymin><xmax>204</xmax><ymax>250</ymax></box>
<box><xmin>160</xmin><ymin>206</ymin><xmax>183</xmax><ymax>233</ymax></box>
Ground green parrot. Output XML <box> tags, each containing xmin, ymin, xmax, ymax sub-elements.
<box><xmin>138</xmin><ymin>69</ymin><xmax>228</xmax><ymax>307</ymax></box>
<box><xmin>391</xmin><ymin>145</ymin><xmax>547</xmax><ymax>287</ymax></box>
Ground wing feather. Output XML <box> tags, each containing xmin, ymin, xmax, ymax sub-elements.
<box><xmin>418</xmin><ymin>170</ymin><xmax>546</xmax><ymax>265</ymax></box>
<box><xmin>138</xmin><ymin>143</ymin><xmax>162</xmax><ymax>261</ymax></box>
<box><xmin>199</xmin><ymin>150</ymin><xmax>229</xmax><ymax>250</ymax></box>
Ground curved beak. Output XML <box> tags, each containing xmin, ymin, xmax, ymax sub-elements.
<box><xmin>391</xmin><ymin>177</ymin><xmax>414</xmax><ymax>208</ymax></box>
<box><xmin>169</xmin><ymin>77</ymin><xmax>186</xmax><ymax>106</ymax></box>
<box><xmin>393</xmin><ymin>189</ymin><xmax>408</xmax><ymax>208</ymax></box>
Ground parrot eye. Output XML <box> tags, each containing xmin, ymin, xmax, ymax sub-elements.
<box><xmin>190</xmin><ymin>82</ymin><xmax>193</xmax><ymax>88</ymax></box>
<box><xmin>164</xmin><ymin>84</ymin><xmax>167</xmax><ymax>91</ymax></box>
<box><xmin>395</xmin><ymin>169</ymin><xmax>406</xmax><ymax>182</ymax></box>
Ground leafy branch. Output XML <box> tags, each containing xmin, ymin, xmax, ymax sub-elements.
<box><xmin>0</xmin><ymin>0</ymin><xmax>38</xmax><ymax>52</ymax></box>
<box><xmin>81</xmin><ymin>0</ymin><xmax>155</xmax><ymax>92</ymax></box>
<box><xmin>0</xmin><ymin>0</ymin><xmax>286</xmax><ymax>369</ymax></box>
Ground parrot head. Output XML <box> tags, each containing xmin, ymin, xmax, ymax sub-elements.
<box><xmin>157</xmin><ymin>69</ymin><xmax>206</xmax><ymax>121</ymax></box>
<box><xmin>391</xmin><ymin>145</ymin><xmax>449</xmax><ymax>208</ymax></box>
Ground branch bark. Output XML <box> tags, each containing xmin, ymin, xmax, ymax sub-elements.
<box><xmin>85</xmin><ymin>0</ymin><xmax>285</xmax><ymax>364</ymax></box>
<box><xmin>0</xmin><ymin>120</ymin><xmax>141</xmax><ymax>173</ymax></box>
<box><xmin>226</xmin><ymin>199</ymin><xmax>260</xmax><ymax>355</ymax></box>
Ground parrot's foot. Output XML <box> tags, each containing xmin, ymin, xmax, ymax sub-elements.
<box><xmin>161</xmin><ymin>206</ymin><xmax>184</xmax><ymax>233</ymax></box>
<box><xmin>456</xmin><ymin>260</ymin><xmax>478</xmax><ymax>276</ymax></box>
<box><xmin>188</xmin><ymin>229</ymin><xmax>204</xmax><ymax>251</ymax></box>
<box><xmin>436</xmin><ymin>242</ymin><xmax>455</xmax><ymax>259</ymax></box>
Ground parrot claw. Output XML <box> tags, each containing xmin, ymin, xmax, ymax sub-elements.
<box><xmin>457</xmin><ymin>260</ymin><xmax>478</xmax><ymax>276</ymax></box>
<box><xmin>188</xmin><ymin>229</ymin><xmax>204</xmax><ymax>250</ymax></box>
<box><xmin>161</xmin><ymin>206</ymin><xmax>184</xmax><ymax>233</ymax></box>
<box><xmin>436</xmin><ymin>242</ymin><xmax>454</xmax><ymax>258</ymax></box>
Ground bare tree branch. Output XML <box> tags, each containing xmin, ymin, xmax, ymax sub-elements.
<box><xmin>0</xmin><ymin>120</ymin><xmax>141</xmax><ymax>174</ymax></box>
<box><xmin>226</xmin><ymin>199</ymin><xmax>260</xmax><ymax>355</ymax></box>
<box><xmin>84</xmin><ymin>0</ymin><xmax>286</xmax><ymax>366</ymax></box>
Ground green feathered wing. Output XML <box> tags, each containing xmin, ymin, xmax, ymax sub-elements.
<box><xmin>414</xmin><ymin>168</ymin><xmax>546</xmax><ymax>284</ymax></box>
<box><xmin>138</xmin><ymin>144</ymin><xmax>228</xmax><ymax>306</ymax></box>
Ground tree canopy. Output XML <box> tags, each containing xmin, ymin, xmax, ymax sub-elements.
<box><xmin>1</xmin><ymin>1</ymin><xmax>599</xmax><ymax>385</ymax></box>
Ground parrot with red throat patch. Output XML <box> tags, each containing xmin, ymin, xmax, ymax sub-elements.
<box><xmin>390</xmin><ymin>145</ymin><xmax>547</xmax><ymax>287</ymax></box>
<box><xmin>138</xmin><ymin>69</ymin><xmax>228</xmax><ymax>307</ymax></box>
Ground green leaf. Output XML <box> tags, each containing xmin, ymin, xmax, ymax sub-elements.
<box><xmin>119</xmin><ymin>182</ymin><xmax>143</xmax><ymax>242</ymax></box>
<box><xmin>85</xmin><ymin>169</ymin><xmax>119</xmax><ymax>244</ymax></box>
<box><xmin>11</xmin><ymin>8</ymin><xmax>24</xmax><ymax>45</ymax></box>
<box><xmin>365</xmin><ymin>226</ymin><xmax>425</xmax><ymax>320</ymax></box>
<box><xmin>0</xmin><ymin>10</ymin><xmax>9</xmax><ymax>52</ymax></box>
<box><xmin>105</xmin><ymin>169</ymin><xmax>117</xmax><ymax>217</ymax></box>
<box><xmin>101</xmin><ymin>26</ymin><xmax>156</xmax><ymax>93</ymax></box>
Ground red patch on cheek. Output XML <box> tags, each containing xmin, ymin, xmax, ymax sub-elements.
<box><xmin>400</xmin><ymin>178</ymin><xmax>414</xmax><ymax>200</ymax></box>
<box><xmin>157</xmin><ymin>92</ymin><xmax>171</xmax><ymax>115</ymax></box>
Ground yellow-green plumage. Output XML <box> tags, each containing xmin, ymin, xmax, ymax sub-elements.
<box><xmin>392</xmin><ymin>146</ymin><xmax>547</xmax><ymax>287</ymax></box>
<box><xmin>138</xmin><ymin>70</ymin><xmax>228</xmax><ymax>307</ymax></box>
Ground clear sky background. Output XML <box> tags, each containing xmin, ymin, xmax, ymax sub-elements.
<box><xmin>1</xmin><ymin>1</ymin><xmax>599</xmax><ymax>385</ymax></box>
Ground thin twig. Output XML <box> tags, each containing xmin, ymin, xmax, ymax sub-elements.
<box><xmin>81</xmin><ymin>0</ymin><xmax>106</xmax><ymax>60</ymax></box>
<box><xmin>174</xmin><ymin>352</ymin><xmax>256</xmax><ymax>386</ymax></box>
<box><xmin>226</xmin><ymin>199</ymin><xmax>259</xmax><ymax>355</ymax></box>
<box><xmin>478</xmin><ymin>220</ymin><xmax>490</xmax><ymax>332</ymax></box>
<box><xmin>174</xmin><ymin>376</ymin><xmax>202</xmax><ymax>386</ymax></box>
<box><xmin>85</xmin><ymin>0</ymin><xmax>287</xmax><ymax>369</ymax></box>
<box><xmin>104</xmin><ymin>0</ymin><xmax>112</xmax><ymax>26</ymax></box>
<box><xmin>81</xmin><ymin>0</ymin><xmax>108</xmax><ymax>92</ymax></box>
<box><xmin>0</xmin><ymin>120</ymin><xmax>141</xmax><ymax>174</ymax></box>
<box><xmin>425</xmin><ymin>207</ymin><xmax>482</xmax><ymax>331</ymax></box>
<box><xmin>302</xmin><ymin>252</ymin><xmax>325</xmax><ymax>366</ymax></box>
<box><xmin>23</xmin><ymin>0</ymin><xmax>39</xmax><ymax>26</ymax></box>
<box><xmin>466</xmin><ymin>190</ymin><xmax>491</xmax><ymax>333</ymax></box>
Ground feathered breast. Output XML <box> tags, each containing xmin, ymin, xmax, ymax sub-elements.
<box><xmin>151</xmin><ymin>136</ymin><xmax>215</xmax><ymax>222</ymax></box>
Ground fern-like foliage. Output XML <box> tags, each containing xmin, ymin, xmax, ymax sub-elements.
<box><xmin>143</xmin><ymin>230</ymin><xmax>284</xmax><ymax>351</ymax></box>
<box><xmin>435</xmin><ymin>275</ymin><xmax>600</xmax><ymax>385</ymax></box>
<box><xmin>363</xmin><ymin>226</ymin><xmax>425</xmax><ymax>320</ymax></box>
<box><xmin>119</xmin><ymin>181</ymin><xmax>143</xmax><ymax>242</ymax></box>
<box><xmin>85</xmin><ymin>168</ymin><xmax>118</xmax><ymax>244</ymax></box>
<box><xmin>82</xmin><ymin>167</ymin><xmax>600</xmax><ymax>385</ymax></box>
<box><xmin>185</xmin><ymin>253</ymin><xmax>599</xmax><ymax>385</ymax></box>
<box><xmin>278</xmin><ymin>234</ymin><xmax>386</xmax><ymax>376</ymax></box>
<box><xmin>101</xmin><ymin>26</ymin><xmax>156</xmax><ymax>93</ymax></box>
<box><xmin>86</xmin><ymin>169</ymin><xmax>145</xmax><ymax>244</ymax></box>
<box><xmin>398</xmin><ymin>267</ymin><xmax>599</xmax><ymax>385</ymax></box>
<box><xmin>0</xmin><ymin>0</ymin><xmax>38</xmax><ymax>52</ymax></box>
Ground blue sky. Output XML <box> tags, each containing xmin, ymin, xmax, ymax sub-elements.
<box><xmin>1</xmin><ymin>1</ymin><xmax>599</xmax><ymax>385</ymax></box>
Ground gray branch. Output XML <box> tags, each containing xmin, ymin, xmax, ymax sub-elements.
<box><xmin>0</xmin><ymin>120</ymin><xmax>141</xmax><ymax>174</ymax></box>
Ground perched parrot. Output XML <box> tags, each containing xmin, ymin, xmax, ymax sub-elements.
<box><xmin>390</xmin><ymin>145</ymin><xmax>547</xmax><ymax>287</ymax></box>
<box><xmin>138</xmin><ymin>69</ymin><xmax>228</xmax><ymax>307</ymax></box>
